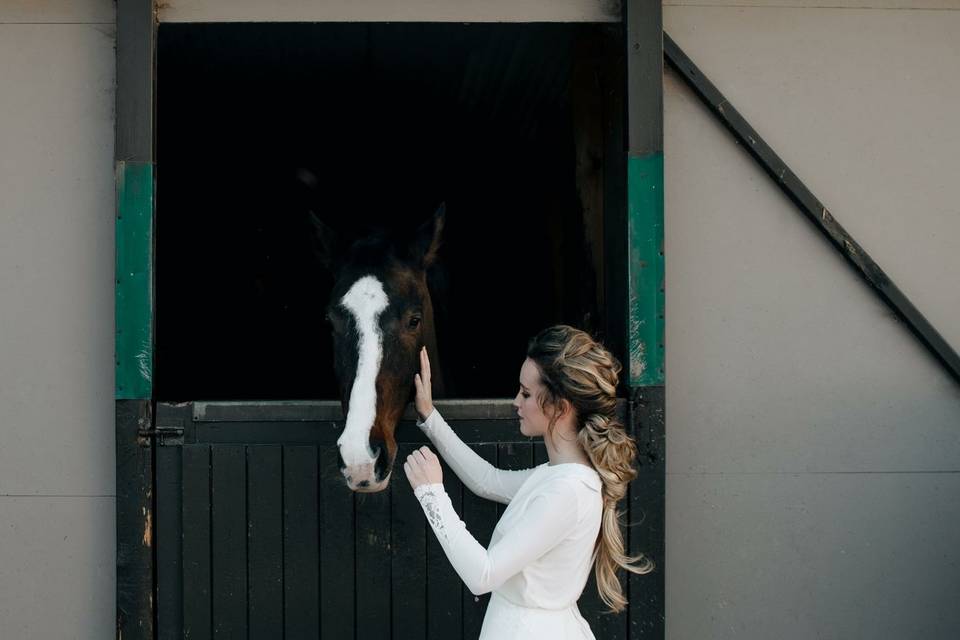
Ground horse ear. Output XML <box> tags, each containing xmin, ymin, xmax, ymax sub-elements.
<box><xmin>414</xmin><ymin>202</ymin><xmax>445</xmax><ymax>268</ymax></box>
<box><xmin>308</xmin><ymin>210</ymin><xmax>340</xmax><ymax>271</ymax></box>
<box><xmin>296</xmin><ymin>168</ymin><xmax>342</xmax><ymax>271</ymax></box>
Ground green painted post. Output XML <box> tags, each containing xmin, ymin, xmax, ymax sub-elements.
<box><xmin>115</xmin><ymin>160</ymin><xmax>154</xmax><ymax>399</ymax></box>
<box><xmin>628</xmin><ymin>154</ymin><xmax>665</xmax><ymax>387</ymax></box>
<box><xmin>625</xmin><ymin>1</ymin><xmax>665</xmax><ymax>638</ymax></box>
<box><xmin>116</xmin><ymin>1</ymin><xmax>156</xmax><ymax>638</ymax></box>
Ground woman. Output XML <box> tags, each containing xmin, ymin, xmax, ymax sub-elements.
<box><xmin>404</xmin><ymin>325</ymin><xmax>654</xmax><ymax>639</ymax></box>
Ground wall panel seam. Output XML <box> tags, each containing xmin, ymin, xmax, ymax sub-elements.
<box><xmin>0</xmin><ymin>21</ymin><xmax>114</xmax><ymax>25</ymax></box>
<box><xmin>666</xmin><ymin>470</ymin><xmax>960</xmax><ymax>476</ymax></box>
<box><xmin>0</xmin><ymin>494</ymin><xmax>117</xmax><ymax>498</ymax></box>
<box><xmin>663</xmin><ymin>4</ymin><xmax>960</xmax><ymax>10</ymax></box>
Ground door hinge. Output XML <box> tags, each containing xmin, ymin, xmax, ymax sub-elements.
<box><xmin>138</xmin><ymin>419</ymin><xmax>185</xmax><ymax>447</ymax></box>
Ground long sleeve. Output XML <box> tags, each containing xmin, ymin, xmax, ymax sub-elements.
<box><xmin>417</xmin><ymin>407</ymin><xmax>535</xmax><ymax>504</ymax></box>
<box><xmin>413</xmin><ymin>479</ymin><xmax>579</xmax><ymax>596</ymax></box>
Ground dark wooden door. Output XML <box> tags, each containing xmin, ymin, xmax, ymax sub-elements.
<box><xmin>153</xmin><ymin>400</ymin><xmax>633</xmax><ymax>639</ymax></box>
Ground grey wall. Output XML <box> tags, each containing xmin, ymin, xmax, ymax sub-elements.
<box><xmin>1</xmin><ymin>1</ymin><xmax>958</xmax><ymax>638</ymax></box>
<box><xmin>663</xmin><ymin>2</ymin><xmax>960</xmax><ymax>638</ymax></box>
<box><xmin>0</xmin><ymin>1</ymin><xmax>116</xmax><ymax>637</ymax></box>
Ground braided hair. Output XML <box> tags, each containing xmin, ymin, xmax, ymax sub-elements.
<box><xmin>526</xmin><ymin>325</ymin><xmax>654</xmax><ymax>613</ymax></box>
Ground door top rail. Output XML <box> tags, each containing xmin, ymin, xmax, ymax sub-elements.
<box><xmin>193</xmin><ymin>399</ymin><xmax>521</xmax><ymax>423</ymax></box>
<box><xmin>190</xmin><ymin>398</ymin><xmax>628</xmax><ymax>423</ymax></box>
<box><xmin>158</xmin><ymin>1</ymin><xmax>620</xmax><ymax>24</ymax></box>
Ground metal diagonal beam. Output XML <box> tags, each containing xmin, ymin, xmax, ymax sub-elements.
<box><xmin>663</xmin><ymin>32</ymin><xmax>960</xmax><ymax>387</ymax></box>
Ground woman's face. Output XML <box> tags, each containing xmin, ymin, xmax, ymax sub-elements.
<box><xmin>512</xmin><ymin>358</ymin><xmax>555</xmax><ymax>437</ymax></box>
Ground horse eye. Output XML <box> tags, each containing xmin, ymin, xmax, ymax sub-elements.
<box><xmin>408</xmin><ymin>316</ymin><xmax>422</xmax><ymax>329</ymax></box>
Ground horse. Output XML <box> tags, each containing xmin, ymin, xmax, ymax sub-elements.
<box><xmin>310</xmin><ymin>204</ymin><xmax>447</xmax><ymax>493</ymax></box>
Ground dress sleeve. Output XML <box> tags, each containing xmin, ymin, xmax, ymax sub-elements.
<box><xmin>417</xmin><ymin>407</ymin><xmax>536</xmax><ymax>504</ymax></box>
<box><xmin>413</xmin><ymin>479</ymin><xmax>579</xmax><ymax>596</ymax></box>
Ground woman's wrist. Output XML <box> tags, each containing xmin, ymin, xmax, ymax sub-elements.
<box><xmin>413</xmin><ymin>481</ymin><xmax>445</xmax><ymax>500</ymax></box>
<box><xmin>417</xmin><ymin>404</ymin><xmax>435</xmax><ymax>422</ymax></box>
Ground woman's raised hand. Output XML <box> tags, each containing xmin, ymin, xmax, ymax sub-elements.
<box><xmin>414</xmin><ymin>346</ymin><xmax>434</xmax><ymax>421</ymax></box>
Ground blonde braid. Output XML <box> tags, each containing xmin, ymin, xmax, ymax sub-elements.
<box><xmin>527</xmin><ymin>325</ymin><xmax>655</xmax><ymax>614</ymax></box>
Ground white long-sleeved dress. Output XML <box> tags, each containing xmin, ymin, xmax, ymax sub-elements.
<box><xmin>413</xmin><ymin>408</ymin><xmax>603</xmax><ymax>640</ymax></box>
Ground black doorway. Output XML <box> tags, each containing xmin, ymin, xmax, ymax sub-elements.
<box><xmin>156</xmin><ymin>22</ymin><xmax>619</xmax><ymax>401</ymax></box>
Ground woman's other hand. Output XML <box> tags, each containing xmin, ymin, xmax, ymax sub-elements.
<box><xmin>404</xmin><ymin>445</ymin><xmax>443</xmax><ymax>490</ymax></box>
<box><xmin>414</xmin><ymin>346</ymin><xmax>434</xmax><ymax>421</ymax></box>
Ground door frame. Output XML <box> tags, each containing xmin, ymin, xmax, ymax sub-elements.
<box><xmin>114</xmin><ymin>2</ymin><xmax>664</xmax><ymax>638</ymax></box>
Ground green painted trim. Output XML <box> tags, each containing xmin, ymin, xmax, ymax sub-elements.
<box><xmin>627</xmin><ymin>152</ymin><xmax>664</xmax><ymax>387</ymax></box>
<box><xmin>116</xmin><ymin>161</ymin><xmax>154</xmax><ymax>399</ymax></box>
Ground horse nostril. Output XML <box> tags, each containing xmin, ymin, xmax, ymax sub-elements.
<box><xmin>369</xmin><ymin>439</ymin><xmax>384</xmax><ymax>463</ymax></box>
<box><xmin>374</xmin><ymin>448</ymin><xmax>390</xmax><ymax>481</ymax></box>
<box><xmin>357</xmin><ymin>480</ymin><xmax>369</xmax><ymax>488</ymax></box>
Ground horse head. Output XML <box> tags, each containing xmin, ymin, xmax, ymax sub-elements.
<box><xmin>311</xmin><ymin>204</ymin><xmax>446</xmax><ymax>492</ymax></box>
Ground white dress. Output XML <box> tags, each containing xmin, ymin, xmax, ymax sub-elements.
<box><xmin>414</xmin><ymin>408</ymin><xmax>603</xmax><ymax>640</ymax></box>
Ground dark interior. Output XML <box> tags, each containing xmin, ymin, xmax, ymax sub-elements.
<box><xmin>155</xmin><ymin>22</ymin><xmax>620</xmax><ymax>401</ymax></box>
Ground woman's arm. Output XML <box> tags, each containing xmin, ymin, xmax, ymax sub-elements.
<box><xmin>413</xmin><ymin>346</ymin><xmax>535</xmax><ymax>503</ymax></box>
<box><xmin>417</xmin><ymin>408</ymin><xmax>536</xmax><ymax>504</ymax></box>
<box><xmin>413</xmin><ymin>477</ymin><xmax>578</xmax><ymax>596</ymax></box>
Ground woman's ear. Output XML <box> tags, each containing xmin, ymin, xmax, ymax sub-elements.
<box><xmin>549</xmin><ymin>397</ymin><xmax>572</xmax><ymax>419</ymax></box>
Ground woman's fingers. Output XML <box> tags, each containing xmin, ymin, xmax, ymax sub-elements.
<box><xmin>406</xmin><ymin>450</ymin><xmax>434</xmax><ymax>467</ymax></box>
<box><xmin>421</xmin><ymin>347</ymin><xmax>431</xmax><ymax>378</ymax></box>
<box><xmin>406</xmin><ymin>447</ymin><xmax>441</xmax><ymax>488</ymax></box>
<box><xmin>419</xmin><ymin>347</ymin><xmax>431</xmax><ymax>383</ymax></box>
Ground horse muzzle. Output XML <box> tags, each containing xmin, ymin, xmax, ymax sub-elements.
<box><xmin>338</xmin><ymin>445</ymin><xmax>394</xmax><ymax>492</ymax></box>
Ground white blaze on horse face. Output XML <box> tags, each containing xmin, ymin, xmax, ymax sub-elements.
<box><xmin>336</xmin><ymin>275</ymin><xmax>389</xmax><ymax>471</ymax></box>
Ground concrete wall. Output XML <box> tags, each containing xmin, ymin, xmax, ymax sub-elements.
<box><xmin>1</xmin><ymin>1</ymin><xmax>957</xmax><ymax>638</ymax></box>
<box><xmin>663</xmin><ymin>2</ymin><xmax>960</xmax><ymax>638</ymax></box>
<box><xmin>0</xmin><ymin>1</ymin><xmax>116</xmax><ymax>637</ymax></box>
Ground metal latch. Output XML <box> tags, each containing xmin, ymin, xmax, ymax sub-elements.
<box><xmin>138</xmin><ymin>419</ymin><xmax>185</xmax><ymax>447</ymax></box>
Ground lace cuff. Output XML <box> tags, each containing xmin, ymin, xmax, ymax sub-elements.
<box><xmin>414</xmin><ymin>482</ymin><xmax>450</xmax><ymax>544</ymax></box>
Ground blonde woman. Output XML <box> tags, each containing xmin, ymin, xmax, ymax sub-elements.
<box><xmin>404</xmin><ymin>325</ymin><xmax>654</xmax><ymax>639</ymax></box>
